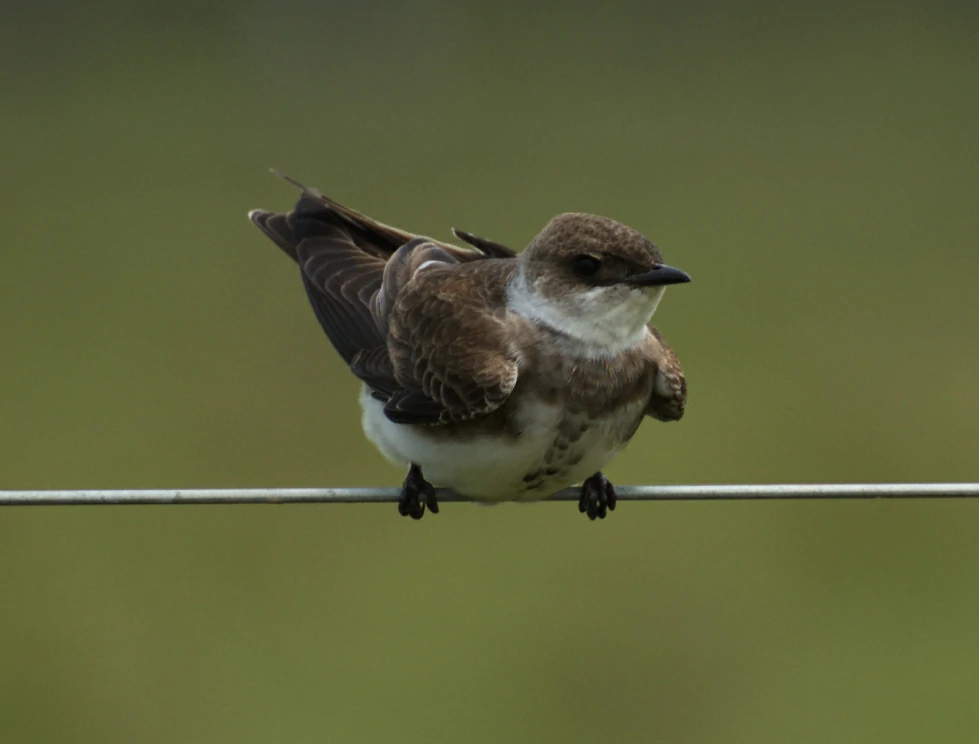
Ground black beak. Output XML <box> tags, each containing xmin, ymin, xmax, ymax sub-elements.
<box><xmin>622</xmin><ymin>264</ymin><xmax>692</xmax><ymax>287</ymax></box>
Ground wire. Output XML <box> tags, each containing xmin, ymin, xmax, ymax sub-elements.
<box><xmin>1</xmin><ymin>483</ymin><xmax>977</xmax><ymax>506</ymax></box>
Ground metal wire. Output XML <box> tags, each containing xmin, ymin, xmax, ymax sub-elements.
<box><xmin>1</xmin><ymin>483</ymin><xmax>977</xmax><ymax>506</ymax></box>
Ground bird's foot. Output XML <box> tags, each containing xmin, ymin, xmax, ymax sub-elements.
<box><xmin>579</xmin><ymin>472</ymin><xmax>617</xmax><ymax>520</ymax></box>
<box><xmin>398</xmin><ymin>463</ymin><xmax>439</xmax><ymax>520</ymax></box>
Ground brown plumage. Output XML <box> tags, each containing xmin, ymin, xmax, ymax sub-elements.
<box><xmin>250</xmin><ymin>175</ymin><xmax>689</xmax><ymax>520</ymax></box>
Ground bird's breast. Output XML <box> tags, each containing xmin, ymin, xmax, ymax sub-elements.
<box><xmin>359</xmin><ymin>386</ymin><xmax>645</xmax><ymax>501</ymax></box>
<box><xmin>509</xmin><ymin>395</ymin><xmax>644</xmax><ymax>495</ymax></box>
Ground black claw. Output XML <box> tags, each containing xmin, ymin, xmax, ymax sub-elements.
<box><xmin>579</xmin><ymin>472</ymin><xmax>617</xmax><ymax>521</ymax></box>
<box><xmin>399</xmin><ymin>463</ymin><xmax>438</xmax><ymax>520</ymax></box>
<box><xmin>425</xmin><ymin>488</ymin><xmax>439</xmax><ymax>514</ymax></box>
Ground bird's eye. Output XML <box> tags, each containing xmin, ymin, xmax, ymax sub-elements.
<box><xmin>573</xmin><ymin>255</ymin><xmax>601</xmax><ymax>278</ymax></box>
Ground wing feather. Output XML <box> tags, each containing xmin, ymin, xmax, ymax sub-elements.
<box><xmin>645</xmin><ymin>325</ymin><xmax>686</xmax><ymax>421</ymax></box>
<box><xmin>249</xmin><ymin>177</ymin><xmax>519</xmax><ymax>422</ymax></box>
<box><xmin>384</xmin><ymin>262</ymin><xmax>519</xmax><ymax>425</ymax></box>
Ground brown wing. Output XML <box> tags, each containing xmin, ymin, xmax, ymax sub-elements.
<box><xmin>251</xmin><ymin>195</ymin><xmax>391</xmax><ymax>371</ymax></box>
<box><xmin>249</xmin><ymin>175</ymin><xmax>518</xmax><ymax>418</ymax></box>
<box><xmin>451</xmin><ymin>228</ymin><xmax>517</xmax><ymax>258</ymax></box>
<box><xmin>383</xmin><ymin>262</ymin><xmax>520</xmax><ymax>425</ymax></box>
<box><xmin>645</xmin><ymin>325</ymin><xmax>686</xmax><ymax>421</ymax></box>
<box><xmin>251</xmin><ymin>171</ymin><xmax>515</xmax><ymax>262</ymax></box>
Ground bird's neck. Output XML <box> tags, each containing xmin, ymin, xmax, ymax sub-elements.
<box><xmin>506</xmin><ymin>269</ymin><xmax>660</xmax><ymax>358</ymax></box>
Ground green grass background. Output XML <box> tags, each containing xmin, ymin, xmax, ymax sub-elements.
<box><xmin>2</xmin><ymin>1</ymin><xmax>978</xmax><ymax>741</ymax></box>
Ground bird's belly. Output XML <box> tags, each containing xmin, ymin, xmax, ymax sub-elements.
<box><xmin>359</xmin><ymin>387</ymin><xmax>643</xmax><ymax>501</ymax></box>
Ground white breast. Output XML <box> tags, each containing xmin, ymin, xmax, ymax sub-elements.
<box><xmin>506</xmin><ymin>269</ymin><xmax>666</xmax><ymax>357</ymax></box>
<box><xmin>359</xmin><ymin>386</ymin><xmax>642</xmax><ymax>501</ymax></box>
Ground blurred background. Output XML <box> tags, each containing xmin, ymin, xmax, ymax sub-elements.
<box><xmin>2</xmin><ymin>1</ymin><xmax>978</xmax><ymax>741</ymax></box>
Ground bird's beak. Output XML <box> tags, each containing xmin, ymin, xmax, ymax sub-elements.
<box><xmin>622</xmin><ymin>264</ymin><xmax>692</xmax><ymax>287</ymax></box>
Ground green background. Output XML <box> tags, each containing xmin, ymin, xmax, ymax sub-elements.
<box><xmin>3</xmin><ymin>2</ymin><xmax>978</xmax><ymax>742</ymax></box>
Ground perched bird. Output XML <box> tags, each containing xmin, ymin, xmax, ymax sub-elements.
<box><xmin>249</xmin><ymin>173</ymin><xmax>690</xmax><ymax>520</ymax></box>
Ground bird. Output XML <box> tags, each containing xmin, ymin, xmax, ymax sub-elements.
<box><xmin>249</xmin><ymin>173</ymin><xmax>690</xmax><ymax>520</ymax></box>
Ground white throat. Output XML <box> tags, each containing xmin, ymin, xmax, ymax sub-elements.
<box><xmin>507</xmin><ymin>268</ymin><xmax>664</xmax><ymax>356</ymax></box>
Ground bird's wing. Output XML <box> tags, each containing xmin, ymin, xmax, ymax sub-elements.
<box><xmin>251</xmin><ymin>196</ymin><xmax>391</xmax><ymax>369</ymax></box>
<box><xmin>451</xmin><ymin>228</ymin><xmax>518</xmax><ymax>258</ymax></box>
<box><xmin>249</xmin><ymin>175</ymin><xmax>518</xmax><ymax>407</ymax></box>
<box><xmin>382</xmin><ymin>262</ymin><xmax>520</xmax><ymax>425</ymax></box>
<box><xmin>644</xmin><ymin>325</ymin><xmax>686</xmax><ymax>421</ymax></box>
<box><xmin>251</xmin><ymin>171</ymin><xmax>515</xmax><ymax>262</ymax></box>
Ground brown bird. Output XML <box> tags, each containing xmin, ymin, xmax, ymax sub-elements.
<box><xmin>249</xmin><ymin>174</ymin><xmax>690</xmax><ymax>520</ymax></box>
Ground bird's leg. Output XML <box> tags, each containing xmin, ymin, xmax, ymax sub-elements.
<box><xmin>398</xmin><ymin>463</ymin><xmax>439</xmax><ymax>520</ymax></box>
<box><xmin>579</xmin><ymin>472</ymin><xmax>617</xmax><ymax>520</ymax></box>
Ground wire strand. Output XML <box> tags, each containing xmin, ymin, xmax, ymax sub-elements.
<box><xmin>1</xmin><ymin>483</ymin><xmax>977</xmax><ymax>506</ymax></box>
